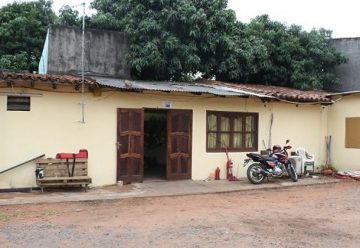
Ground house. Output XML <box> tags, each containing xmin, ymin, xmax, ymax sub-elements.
<box><xmin>0</xmin><ymin>26</ymin><xmax>359</xmax><ymax>189</ymax></box>
<box><xmin>0</xmin><ymin>70</ymin><xmax>335</xmax><ymax>189</ymax></box>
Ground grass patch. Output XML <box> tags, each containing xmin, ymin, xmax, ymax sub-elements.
<box><xmin>43</xmin><ymin>209</ymin><xmax>59</xmax><ymax>216</ymax></box>
<box><xmin>0</xmin><ymin>212</ymin><xmax>12</xmax><ymax>221</ymax></box>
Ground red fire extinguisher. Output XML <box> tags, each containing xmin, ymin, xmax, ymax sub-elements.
<box><xmin>215</xmin><ymin>167</ymin><xmax>220</xmax><ymax>180</ymax></box>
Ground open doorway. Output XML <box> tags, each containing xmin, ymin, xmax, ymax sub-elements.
<box><xmin>117</xmin><ymin>108</ymin><xmax>192</xmax><ymax>183</ymax></box>
<box><xmin>144</xmin><ymin>109</ymin><xmax>167</xmax><ymax>180</ymax></box>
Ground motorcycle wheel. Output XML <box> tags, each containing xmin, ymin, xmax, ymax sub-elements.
<box><xmin>247</xmin><ymin>163</ymin><xmax>265</xmax><ymax>184</ymax></box>
<box><xmin>286</xmin><ymin>163</ymin><xmax>298</xmax><ymax>182</ymax></box>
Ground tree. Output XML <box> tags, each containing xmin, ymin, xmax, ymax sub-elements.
<box><xmin>238</xmin><ymin>15</ymin><xmax>347</xmax><ymax>90</ymax></box>
<box><xmin>91</xmin><ymin>0</ymin><xmax>242</xmax><ymax>81</ymax></box>
<box><xmin>0</xmin><ymin>0</ymin><xmax>346</xmax><ymax>90</ymax></box>
<box><xmin>0</xmin><ymin>0</ymin><xmax>56</xmax><ymax>72</ymax></box>
<box><xmin>90</xmin><ymin>2</ymin><xmax>346</xmax><ymax>89</ymax></box>
<box><xmin>57</xmin><ymin>6</ymin><xmax>81</xmax><ymax>26</ymax></box>
<box><xmin>56</xmin><ymin>5</ymin><xmax>92</xmax><ymax>27</ymax></box>
<box><xmin>0</xmin><ymin>52</ymin><xmax>28</xmax><ymax>71</ymax></box>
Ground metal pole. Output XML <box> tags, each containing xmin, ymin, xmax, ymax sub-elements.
<box><xmin>81</xmin><ymin>2</ymin><xmax>85</xmax><ymax>123</ymax></box>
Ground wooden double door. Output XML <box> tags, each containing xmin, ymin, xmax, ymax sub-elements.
<box><xmin>117</xmin><ymin>108</ymin><xmax>192</xmax><ymax>184</ymax></box>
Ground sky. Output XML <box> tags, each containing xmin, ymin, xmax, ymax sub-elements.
<box><xmin>0</xmin><ymin>0</ymin><xmax>359</xmax><ymax>38</ymax></box>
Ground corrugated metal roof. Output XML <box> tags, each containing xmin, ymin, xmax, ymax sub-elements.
<box><xmin>326</xmin><ymin>90</ymin><xmax>360</xmax><ymax>97</ymax></box>
<box><xmin>94</xmin><ymin>77</ymin><xmax>333</xmax><ymax>103</ymax></box>
<box><xmin>94</xmin><ymin>77</ymin><xmax>269</xmax><ymax>98</ymax></box>
<box><xmin>1</xmin><ymin>72</ymin><xmax>334</xmax><ymax>103</ymax></box>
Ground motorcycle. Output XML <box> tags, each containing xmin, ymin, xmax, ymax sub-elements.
<box><xmin>243</xmin><ymin>139</ymin><xmax>298</xmax><ymax>184</ymax></box>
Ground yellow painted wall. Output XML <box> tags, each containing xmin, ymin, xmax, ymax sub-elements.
<box><xmin>191</xmin><ymin>98</ymin><xmax>327</xmax><ymax>179</ymax></box>
<box><xmin>0</xmin><ymin>86</ymin><xmax>328</xmax><ymax>188</ymax></box>
<box><xmin>327</xmin><ymin>94</ymin><xmax>360</xmax><ymax>171</ymax></box>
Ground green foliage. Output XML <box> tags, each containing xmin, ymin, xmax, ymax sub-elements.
<box><xmin>0</xmin><ymin>0</ymin><xmax>346</xmax><ymax>90</ymax></box>
<box><xmin>0</xmin><ymin>0</ymin><xmax>56</xmax><ymax>72</ymax></box>
<box><xmin>240</xmin><ymin>15</ymin><xmax>347</xmax><ymax>90</ymax></box>
<box><xmin>91</xmin><ymin>0</ymin><xmax>241</xmax><ymax>81</ymax></box>
<box><xmin>0</xmin><ymin>52</ymin><xmax>28</xmax><ymax>71</ymax></box>
<box><xmin>90</xmin><ymin>2</ymin><xmax>346</xmax><ymax>89</ymax></box>
<box><xmin>56</xmin><ymin>6</ymin><xmax>92</xmax><ymax>28</ymax></box>
<box><xmin>57</xmin><ymin>6</ymin><xmax>81</xmax><ymax>26</ymax></box>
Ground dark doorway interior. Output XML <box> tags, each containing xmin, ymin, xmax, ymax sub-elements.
<box><xmin>144</xmin><ymin>109</ymin><xmax>167</xmax><ymax>180</ymax></box>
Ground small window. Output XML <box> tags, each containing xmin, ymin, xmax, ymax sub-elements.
<box><xmin>206</xmin><ymin>111</ymin><xmax>258</xmax><ymax>152</ymax></box>
<box><xmin>7</xmin><ymin>96</ymin><xmax>31</xmax><ymax>111</ymax></box>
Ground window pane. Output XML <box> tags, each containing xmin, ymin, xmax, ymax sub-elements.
<box><xmin>233</xmin><ymin>133</ymin><xmax>242</xmax><ymax>148</ymax></box>
<box><xmin>208</xmin><ymin>133</ymin><xmax>217</xmax><ymax>149</ymax></box>
<box><xmin>207</xmin><ymin>112</ymin><xmax>258</xmax><ymax>151</ymax></box>
<box><xmin>245</xmin><ymin>133</ymin><xmax>255</xmax><ymax>148</ymax></box>
<box><xmin>234</xmin><ymin>116</ymin><xmax>242</xmax><ymax>131</ymax></box>
<box><xmin>246</xmin><ymin>116</ymin><xmax>255</xmax><ymax>132</ymax></box>
<box><xmin>208</xmin><ymin>114</ymin><xmax>217</xmax><ymax>131</ymax></box>
<box><xmin>220</xmin><ymin>133</ymin><xmax>230</xmax><ymax>147</ymax></box>
<box><xmin>220</xmin><ymin>116</ymin><xmax>230</xmax><ymax>131</ymax></box>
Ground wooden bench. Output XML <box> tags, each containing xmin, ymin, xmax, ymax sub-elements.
<box><xmin>36</xmin><ymin>158</ymin><xmax>92</xmax><ymax>192</ymax></box>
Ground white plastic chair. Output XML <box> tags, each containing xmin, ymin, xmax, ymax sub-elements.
<box><xmin>296</xmin><ymin>148</ymin><xmax>315</xmax><ymax>174</ymax></box>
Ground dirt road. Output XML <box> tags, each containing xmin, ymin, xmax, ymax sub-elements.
<box><xmin>0</xmin><ymin>181</ymin><xmax>359</xmax><ymax>248</ymax></box>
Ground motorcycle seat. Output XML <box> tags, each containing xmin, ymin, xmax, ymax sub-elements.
<box><xmin>263</xmin><ymin>156</ymin><xmax>276</xmax><ymax>161</ymax></box>
<box><xmin>247</xmin><ymin>153</ymin><xmax>276</xmax><ymax>162</ymax></box>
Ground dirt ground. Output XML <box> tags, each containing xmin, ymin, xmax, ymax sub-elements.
<box><xmin>0</xmin><ymin>181</ymin><xmax>359</xmax><ymax>248</ymax></box>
